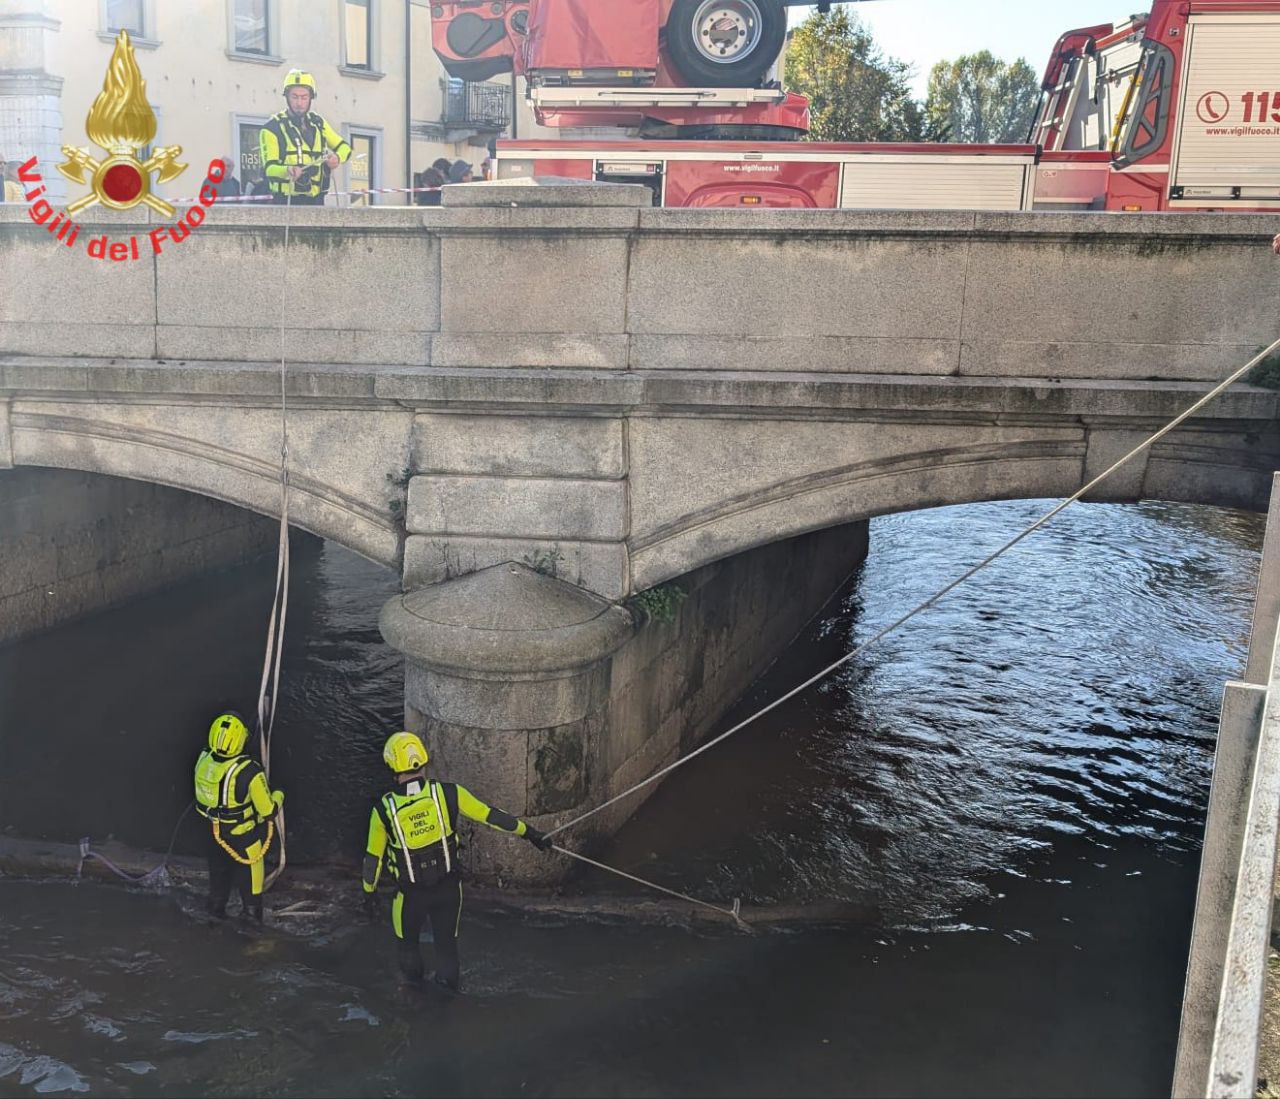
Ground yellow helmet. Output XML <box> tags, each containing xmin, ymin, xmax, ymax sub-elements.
<box><xmin>208</xmin><ymin>712</ymin><xmax>249</xmax><ymax>756</ymax></box>
<box><xmin>283</xmin><ymin>69</ymin><xmax>317</xmax><ymax>98</ymax></box>
<box><xmin>384</xmin><ymin>731</ymin><xmax>428</xmax><ymax>773</ymax></box>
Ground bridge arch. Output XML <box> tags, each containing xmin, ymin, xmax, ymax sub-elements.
<box><xmin>627</xmin><ymin>422</ymin><xmax>1273</xmax><ymax>592</ymax></box>
<box><xmin>8</xmin><ymin>401</ymin><xmax>407</xmax><ymax>570</ymax></box>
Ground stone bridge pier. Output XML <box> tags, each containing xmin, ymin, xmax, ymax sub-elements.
<box><xmin>380</xmin><ymin>523</ymin><xmax>870</xmax><ymax>884</ymax></box>
<box><xmin>4</xmin><ymin>180</ymin><xmax>1279</xmax><ymax>883</ymax></box>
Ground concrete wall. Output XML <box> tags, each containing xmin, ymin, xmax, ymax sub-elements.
<box><xmin>599</xmin><ymin>520</ymin><xmax>871</xmax><ymax>838</ymax></box>
<box><xmin>0</xmin><ymin>466</ymin><xmax>276</xmax><ymax>644</ymax></box>
<box><xmin>381</xmin><ymin>518</ymin><xmax>869</xmax><ymax>884</ymax></box>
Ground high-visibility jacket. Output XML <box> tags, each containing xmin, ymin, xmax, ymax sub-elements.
<box><xmin>362</xmin><ymin>781</ymin><xmax>529</xmax><ymax>891</ymax></box>
<box><xmin>194</xmin><ymin>750</ymin><xmax>278</xmax><ymax>838</ymax></box>
<box><xmin>259</xmin><ymin>110</ymin><xmax>352</xmax><ymax>199</ymax></box>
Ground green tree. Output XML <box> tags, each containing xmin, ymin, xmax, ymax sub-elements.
<box><xmin>924</xmin><ymin>51</ymin><xmax>1040</xmax><ymax>144</ymax></box>
<box><xmin>784</xmin><ymin>10</ymin><xmax>925</xmax><ymax>143</ymax></box>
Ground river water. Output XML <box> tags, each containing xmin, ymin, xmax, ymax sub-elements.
<box><xmin>0</xmin><ymin>499</ymin><xmax>1264</xmax><ymax>1097</ymax></box>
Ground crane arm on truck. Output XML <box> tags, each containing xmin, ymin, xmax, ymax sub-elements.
<box><xmin>429</xmin><ymin>0</ymin><xmax>873</xmax><ymax>90</ymax></box>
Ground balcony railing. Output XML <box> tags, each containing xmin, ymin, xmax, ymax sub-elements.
<box><xmin>443</xmin><ymin>81</ymin><xmax>511</xmax><ymax>132</ymax></box>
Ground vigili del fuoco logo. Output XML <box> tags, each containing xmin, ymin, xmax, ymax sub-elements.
<box><xmin>16</xmin><ymin>30</ymin><xmax>227</xmax><ymax>261</ymax></box>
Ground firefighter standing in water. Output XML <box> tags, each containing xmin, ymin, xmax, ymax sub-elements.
<box><xmin>362</xmin><ymin>732</ymin><xmax>553</xmax><ymax>991</ymax></box>
<box><xmin>259</xmin><ymin>69</ymin><xmax>351</xmax><ymax>205</ymax></box>
<box><xmin>193</xmin><ymin>712</ymin><xmax>284</xmax><ymax>922</ymax></box>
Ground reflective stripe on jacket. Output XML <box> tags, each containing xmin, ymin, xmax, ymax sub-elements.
<box><xmin>259</xmin><ymin>110</ymin><xmax>351</xmax><ymax>198</ymax></box>
<box><xmin>362</xmin><ymin>781</ymin><xmax>529</xmax><ymax>891</ymax></box>
<box><xmin>193</xmin><ymin>750</ymin><xmax>277</xmax><ymax>836</ymax></box>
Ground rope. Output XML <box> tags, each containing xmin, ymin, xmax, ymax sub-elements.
<box><xmin>254</xmin><ymin>187</ymin><xmax>296</xmax><ymax>891</ymax></box>
<box><xmin>76</xmin><ymin>800</ymin><xmax>195</xmax><ymax>888</ymax></box>
<box><xmin>212</xmin><ymin>819</ymin><xmax>275</xmax><ymax>866</ymax></box>
<box><xmin>551</xmin><ymin>844</ymin><xmax>745</xmax><ymax>927</ymax></box>
<box><xmin>547</xmin><ymin>334</ymin><xmax>1280</xmax><ymax>841</ymax></box>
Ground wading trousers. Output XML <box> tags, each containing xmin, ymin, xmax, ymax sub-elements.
<box><xmin>205</xmin><ymin>825</ymin><xmax>266</xmax><ymax>922</ymax></box>
<box><xmin>393</xmin><ymin>877</ymin><xmax>463</xmax><ymax>990</ymax></box>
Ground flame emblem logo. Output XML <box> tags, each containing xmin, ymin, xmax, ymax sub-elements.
<box><xmin>58</xmin><ymin>31</ymin><xmax>186</xmax><ymax>217</ymax></box>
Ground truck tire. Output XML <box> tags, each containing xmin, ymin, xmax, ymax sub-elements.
<box><xmin>665</xmin><ymin>0</ymin><xmax>787</xmax><ymax>88</ymax></box>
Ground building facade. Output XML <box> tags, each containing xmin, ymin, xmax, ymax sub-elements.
<box><xmin>0</xmin><ymin>0</ymin><xmax>548</xmax><ymax>205</ymax></box>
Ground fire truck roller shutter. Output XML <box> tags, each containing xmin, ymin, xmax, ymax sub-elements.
<box><xmin>665</xmin><ymin>0</ymin><xmax>787</xmax><ymax>88</ymax></box>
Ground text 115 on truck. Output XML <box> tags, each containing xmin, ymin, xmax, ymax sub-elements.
<box><xmin>429</xmin><ymin>0</ymin><xmax>1280</xmax><ymax>212</ymax></box>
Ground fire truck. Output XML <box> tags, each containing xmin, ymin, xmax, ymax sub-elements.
<box><xmin>430</xmin><ymin>0</ymin><xmax>1280</xmax><ymax>212</ymax></box>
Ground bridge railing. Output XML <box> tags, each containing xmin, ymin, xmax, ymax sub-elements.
<box><xmin>1175</xmin><ymin>473</ymin><xmax>1280</xmax><ymax>1098</ymax></box>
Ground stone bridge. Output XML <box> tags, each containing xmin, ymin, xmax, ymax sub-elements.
<box><xmin>2</xmin><ymin>182</ymin><xmax>1278</xmax><ymax>879</ymax></box>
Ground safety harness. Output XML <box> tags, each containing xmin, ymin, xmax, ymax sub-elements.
<box><xmin>195</xmin><ymin>754</ymin><xmax>276</xmax><ymax>867</ymax></box>
<box><xmin>267</xmin><ymin>111</ymin><xmax>332</xmax><ymax>198</ymax></box>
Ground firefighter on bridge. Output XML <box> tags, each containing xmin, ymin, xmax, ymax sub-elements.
<box><xmin>259</xmin><ymin>69</ymin><xmax>351</xmax><ymax>205</ymax></box>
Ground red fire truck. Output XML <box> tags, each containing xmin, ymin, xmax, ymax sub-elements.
<box><xmin>431</xmin><ymin>0</ymin><xmax>1280</xmax><ymax>212</ymax></box>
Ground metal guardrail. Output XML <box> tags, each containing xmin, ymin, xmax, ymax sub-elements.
<box><xmin>443</xmin><ymin>80</ymin><xmax>510</xmax><ymax>131</ymax></box>
<box><xmin>1175</xmin><ymin>473</ymin><xmax>1280</xmax><ymax>1098</ymax></box>
<box><xmin>1208</xmin><ymin>675</ymin><xmax>1280</xmax><ymax>1096</ymax></box>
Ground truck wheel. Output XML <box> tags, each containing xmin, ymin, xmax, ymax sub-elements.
<box><xmin>665</xmin><ymin>0</ymin><xmax>786</xmax><ymax>88</ymax></box>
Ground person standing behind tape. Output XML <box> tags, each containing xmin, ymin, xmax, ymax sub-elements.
<box><xmin>260</xmin><ymin>70</ymin><xmax>351</xmax><ymax>206</ymax></box>
<box><xmin>1</xmin><ymin>155</ymin><xmax>23</xmax><ymax>203</ymax></box>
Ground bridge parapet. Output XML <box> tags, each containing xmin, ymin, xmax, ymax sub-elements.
<box><xmin>5</xmin><ymin>187</ymin><xmax>1280</xmax><ymax>377</ymax></box>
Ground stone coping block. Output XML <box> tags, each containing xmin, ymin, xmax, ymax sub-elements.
<box><xmin>2</xmin><ymin>359</ymin><xmax>1276</xmax><ymax>423</ymax></box>
<box><xmin>0</xmin><ymin>206</ymin><xmax>148</xmax><ymax>229</ymax></box>
<box><xmin>0</xmin><ymin>205</ymin><xmax>430</xmax><ymax>229</ymax></box>
<box><xmin>428</xmin><ymin>207</ymin><xmax>641</xmax><ymax>232</ymax></box>
<box><xmin>428</xmin><ymin>334</ymin><xmax>630</xmax><ymax>370</ymax></box>
<box><xmin>636</xmin><ymin>207</ymin><xmax>980</xmax><ymax>234</ymax></box>
<box><xmin>380</xmin><ymin>561</ymin><xmax>633</xmax><ymax>676</ymax></box>
<box><xmin>441</xmin><ymin>176</ymin><xmax>651</xmax><ymax>208</ymax></box>
<box><xmin>971</xmin><ymin>209</ymin><xmax>1280</xmax><ymax>240</ymax></box>
<box><xmin>4</xmin><ymin>204</ymin><xmax>1277</xmax><ymax>238</ymax></box>
<box><xmin>635</xmin><ymin>208</ymin><xmax>1280</xmax><ymax>238</ymax></box>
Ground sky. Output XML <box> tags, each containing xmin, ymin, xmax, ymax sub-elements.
<box><xmin>788</xmin><ymin>1</ymin><xmax>1142</xmax><ymax>98</ymax></box>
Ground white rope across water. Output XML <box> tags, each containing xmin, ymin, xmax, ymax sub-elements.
<box><xmin>551</xmin><ymin>845</ymin><xmax>745</xmax><ymax>926</ymax></box>
<box><xmin>256</xmin><ymin>190</ymin><xmax>295</xmax><ymax>891</ymax></box>
<box><xmin>546</xmin><ymin>335</ymin><xmax>1280</xmax><ymax>844</ymax></box>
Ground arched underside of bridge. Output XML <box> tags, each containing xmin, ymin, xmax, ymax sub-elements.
<box><xmin>628</xmin><ymin>429</ymin><xmax>1276</xmax><ymax>593</ymax></box>
<box><xmin>5</xmin><ymin>398</ymin><xmax>1276</xmax><ymax>602</ymax></box>
<box><xmin>7</xmin><ymin>406</ymin><xmax>404</xmax><ymax>571</ymax></box>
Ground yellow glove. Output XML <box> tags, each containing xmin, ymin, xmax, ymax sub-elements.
<box><xmin>272</xmin><ymin>789</ymin><xmax>285</xmax><ymax>809</ymax></box>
